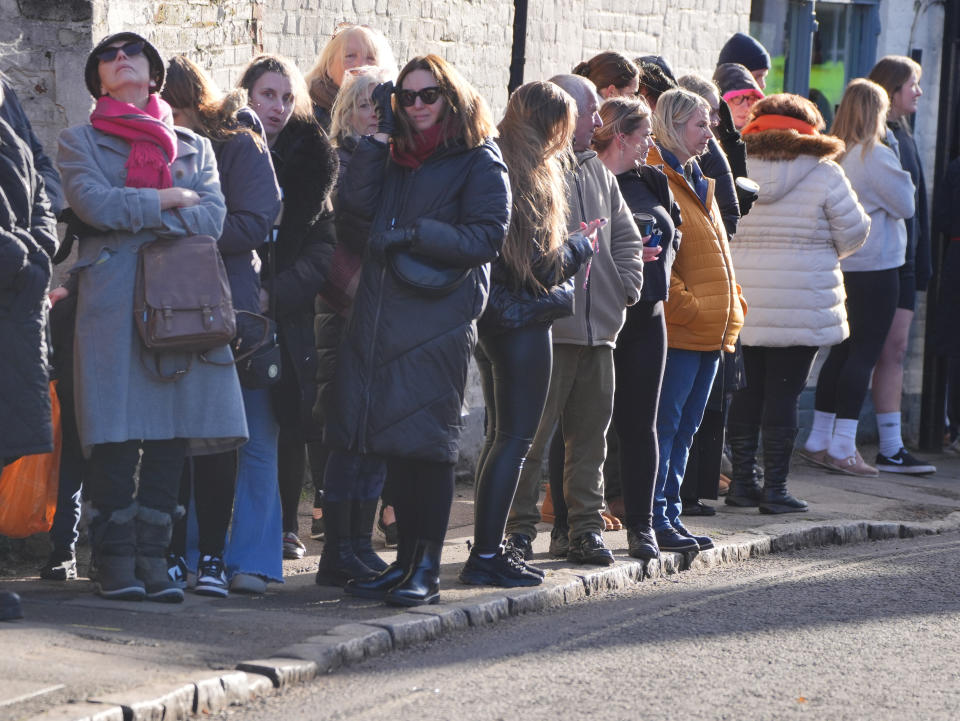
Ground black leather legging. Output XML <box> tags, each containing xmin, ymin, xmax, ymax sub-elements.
<box><xmin>473</xmin><ymin>323</ymin><xmax>552</xmax><ymax>554</ymax></box>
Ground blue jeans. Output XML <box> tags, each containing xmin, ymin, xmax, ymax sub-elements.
<box><xmin>652</xmin><ymin>349</ymin><xmax>720</xmax><ymax>531</ymax></box>
<box><xmin>222</xmin><ymin>386</ymin><xmax>283</xmax><ymax>582</ymax></box>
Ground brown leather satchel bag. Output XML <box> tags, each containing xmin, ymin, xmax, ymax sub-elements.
<box><xmin>133</xmin><ymin>229</ymin><xmax>235</xmax><ymax>356</ymax></box>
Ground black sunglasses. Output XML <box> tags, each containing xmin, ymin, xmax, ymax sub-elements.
<box><xmin>396</xmin><ymin>86</ymin><xmax>443</xmax><ymax>107</ymax></box>
<box><xmin>96</xmin><ymin>40</ymin><xmax>145</xmax><ymax>63</ymax></box>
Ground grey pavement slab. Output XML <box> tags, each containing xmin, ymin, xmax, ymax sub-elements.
<box><xmin>2</xmin><ymin>447</ymin><xmax>959</xmax><ymax>720</ymax></box>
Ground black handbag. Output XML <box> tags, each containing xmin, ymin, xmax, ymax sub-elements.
<box><xmin>388</xmin><ymin>249</ymin><xmax>471</xmax><ymax>297</ymax></box>
<box><xmin>233</xmin><ymin>310</ymin><xmax>281</xmax><ymax>389</ymax></box>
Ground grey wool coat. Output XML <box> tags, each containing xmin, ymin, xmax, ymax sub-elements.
<box><xmin>57</xmin><ymin>123</ymin><xmax>248</xmax><ymax>457</ymax></box>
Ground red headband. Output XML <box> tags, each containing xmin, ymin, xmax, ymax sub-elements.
<box><xmin>741</xmin><ymin>113</ymin><xmax>818</xmax><ymax>136</ymax></box>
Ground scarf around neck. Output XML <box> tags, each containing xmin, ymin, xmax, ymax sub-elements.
<box><xmin>90</xmin><ymin>94</ymin><xmax>178</xmax><ymax>189</ymax></box>
<box><xmin>391</xmin><ymin>123</ymin><xmax>446</xmax><ymax>169</ymax></box>
<box><xmin>741</xmin><ymin>114</ymin><xmax>817</xmax><ymax>137</ymax></box>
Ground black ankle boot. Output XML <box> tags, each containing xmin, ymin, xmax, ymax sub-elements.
<box><xmin>315</xmin><ymin>500</ymin><xmax>376</xmax><ymax>586</ymax></box>
<box><xmin>345</xmin><ymin>537</ymin><xmax>413</xmax><ymax>600</ymax></box>
<box><xmin>350</xmin><ymin>499</ymin><xmax>388</xmax><ymax>573</ymax></box>
<box><xmin>384</xmin><ymin>539</ymin><xmax>442</xmax><ymax>607</ymax></box>
<box><xmin>759</xmin><ymin>426</ymin><xmax>808</xmax><ymax>514</ymax></box>
<box><xmin>725</xmin><ymin>422</ymin><xmax>764</xmax><ymax>507</ymax></box>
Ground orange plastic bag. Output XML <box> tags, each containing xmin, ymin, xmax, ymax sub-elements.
<box><xmin>0</xmin><ymin>381</ymin><xmax>62</xmax><ymax>538</ymax></box>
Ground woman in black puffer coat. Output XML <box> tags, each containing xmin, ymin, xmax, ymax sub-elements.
<box><xmin>0</xmin><ymin>115</ymin><xmax>58</xmax><ymax>464</ymax></box>
<box><xmin>458</xmin><ymin>81</ymin><xmax>593</xmax><ymax>589</ymax></box>
<box><xmin>330</xmin><ymin>55</ymin><xmax>510</xmax><ymax>607</ymax></box>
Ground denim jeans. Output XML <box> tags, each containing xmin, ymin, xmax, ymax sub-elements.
<box><xmin>323</xmin><ymin>448</ymin><xmax>387</xmax><ymax>503</ymax></box>
<box><xmin>652</xmin><ymin>348</ymin><xmax>720</xmax><ymax>531</ymax></box>
<box><xmin>222</xmin><ymin>386</ymin><xmax>283</xmax><ymax>582</ymax></box>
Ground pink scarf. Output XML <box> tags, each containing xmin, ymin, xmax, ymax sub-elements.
<box><xmin>90</xmin><ymin>95</ymin><xmax>178</xmax><ymax>189</ymax></box>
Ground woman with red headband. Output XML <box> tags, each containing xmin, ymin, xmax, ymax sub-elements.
<box><xmin>726</xmin><ymin>94</ymin><xmax>868</xmax><ymax>511</ymax></box>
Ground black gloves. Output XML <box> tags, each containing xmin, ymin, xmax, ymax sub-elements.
<box><xmin>367</xmin><ymin>226</ymin><xmax>415</xmax><ymax>261</ymax></box>
<box><xmin>371</xmin><ymin>81</ymin><xmax>396</xmax><ymax>137</ymax></box>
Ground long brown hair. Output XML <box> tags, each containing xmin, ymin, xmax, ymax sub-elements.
<box><xmin>831</xmin><ymin>79</ymin><xmax>889</xmax><ymax>160</ymax></box>
<box><xmin>392</xmin><ymin>55</ymin><xmax>497</xmax><ymax>155</ymax></box>
<box><xmin>497</xmin><ymin>81</ymin><xmax>576</xmax><ymax>292</ymax></box>
<box><xmin>238</xmin><ymin>54</ymin><xmax>315</xmax><ymax>123</ymax></box>
<box><xmin>868</xmin><ymin>54</ymin><xmax>922</xmax><ymax>129</ymax></box>
<box><xmin>592</xmin><ymin>96</ymin><xmax>651</xmax><ymax>154</ymax></box>
<box><xmin>162</xmin><ymin>56</ymin><xmax>262</xmax><ymax>146</ymax></box>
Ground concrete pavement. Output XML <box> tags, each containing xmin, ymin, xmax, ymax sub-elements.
<box><xmin>2</xmin><ymin>446</ymin><xmax>959</xmax><ymax>721</ymax></box>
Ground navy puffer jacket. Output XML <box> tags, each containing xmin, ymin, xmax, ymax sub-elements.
<box><xmin>325</xmin><ymin>136</ymin><xmax>510</xmax><ymax>463</ymax></box>
<box><xmin>0</xmin><ymin>117</ymin><xmax>58</xmax><ymax>459</ymax></box>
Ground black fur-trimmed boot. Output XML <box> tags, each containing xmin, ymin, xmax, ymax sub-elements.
<box><xmin>136</xmin><ymin>506</ymin><xmax>184</xmax><ymax>603</ymax></box>
<box><xmin>91</xmin><ymin>503</ymin><xmax>146</xmax><ymax>602</ymax></box>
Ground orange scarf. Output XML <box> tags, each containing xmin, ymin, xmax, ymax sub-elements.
<box><xmin>741</xmin><ymin>114</ymin><xmax>817</xmax><ymax>137</ymax></box>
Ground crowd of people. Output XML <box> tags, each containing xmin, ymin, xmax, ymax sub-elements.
<box><xmin>0</xmin><ymin>24</ymin><xmax>941</xmax><ymax>617</ymax></box>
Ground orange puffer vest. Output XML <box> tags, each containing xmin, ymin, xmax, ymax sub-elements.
<box><xmin>650</xmin><ymin>145</ymin><xmax>745</xmax><ymax>352</ymax></box>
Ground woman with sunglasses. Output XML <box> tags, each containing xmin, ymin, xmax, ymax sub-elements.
<box><xmin>238</xmin><ymin>55</ymin><xmax>339</xmax><ymax>581</ymax></box>
<box><xmin>160</xmin><ymin>56</ymin><xmax>283</xmax><ymax>597</ymax></box>
<box><xmin>57</xmin><ymin>32</ymin><xmax>246</xmax><ymax>602</ymax></box>
<box><xmin>305</xmin><ymin>23</ymin><xmax>397</xmax><ymax>132</ymax></box>
<box><xmin>330</xmin><ymin>55</ymin><xmax>510</xmax><ymax>606</ymax></box>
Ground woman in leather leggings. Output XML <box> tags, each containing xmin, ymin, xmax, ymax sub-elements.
<box><xmin>459</xmin><ymin>81</ymin><xmax>594</xmax><ymax>587</ymax></box>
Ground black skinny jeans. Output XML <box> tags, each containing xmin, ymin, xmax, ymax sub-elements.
<box><xmin>85</xmin><ymin>439</ymin><xmax>186</xmax><ymax>517</ymax></box>
<box><xmin>171</xmin><ymin>450</ymin><xmax>237</xmax><ymax>557</ymax></box>
<box><xmin>814</xmin><ymin>269</ymin><xmax>899</xmax><ymax>420</ymax></box>
<box><xmin>278</xmin><ymin>435</ymin><xmax>326</xmax><ymax>534</ymax></box>
<box><xmin>549</xmin><ymin>302</ymin><xmax>666</xmax><ymax>531</ymax></box>
<box><xmin>387</xmin><ymin>457</ymin><xmax>455</xmax><ymax>551</ymax></box>
<box><xmin>729</xmin><ymin>345</ymin><xmax>819</xmax><ymax>429</ymax></box>
<box><xmin>473</xmin><ymin>323</ymin><xmax>553</xmax><ymax>554</ymax></box>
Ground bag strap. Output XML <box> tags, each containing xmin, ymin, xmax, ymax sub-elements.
<box><xmin>199</xmin><ymin>310</ymin><xmax>272</xmax><ymax>367</ymax></box>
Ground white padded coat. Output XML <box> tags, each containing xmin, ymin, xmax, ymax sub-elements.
<box><xmin>732</xmin><ymin>130</ymin><xmax>870</xmax><ymax>348</ymax></box>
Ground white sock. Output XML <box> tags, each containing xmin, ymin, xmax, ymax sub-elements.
<box><xmin>805</xmin><ymin>410</ymin><xmax>836</xmax><ymax>452</ymax></box>
<box><xmin>876</xmin><ymin>412</ymin><xmax>903</xmax><ymax>457</ymax></box>
<box><xmin>828</xmin><ymin>418</ymin><xmax>859</xmax><ymax>460</ymax></box>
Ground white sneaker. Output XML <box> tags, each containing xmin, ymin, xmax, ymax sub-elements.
<box><xmin>194</xmin><ymin>555</ymin><xmax>229</xmax><ymax>598</ymax></box>
<box><xmin>229</xmin><ymin>572</ymin><xmax>267</xmax><ymax>594</ymax></box>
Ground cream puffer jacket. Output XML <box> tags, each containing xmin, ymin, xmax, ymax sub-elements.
<box><xmin>733</xmin><ymin>130</ymin><xmax>870</xmax><ymax>347</ymax></box>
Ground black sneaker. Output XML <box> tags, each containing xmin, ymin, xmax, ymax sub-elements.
<box><xmin>875</xmin><ymin>448</ymin><xmax>936</xmax><ymax>475</ymax></box>
<box><xmin>504</xmin><ymin>533</ymin><xmax>534</xmax><ymax>561</ymax></box>
<box><xmin>195</xmin><ymin>555</ymin><xmax>229</xmax><ymax>598</ymax></box>
<box><xmin>40</xmin><ymin>551</ymin><xmax>77</xmax><ymax>581</ymax></box>
<box><xmin>567</xmin><ymin>532</ymin><xmax>615</xmax><ymax>566</ymax></box>
<box><xmin>627</xmin><ymin>526</ymin><xmax>660</xmax><ymax>561</ymax></box>
<box><xmin>682</xmin><ymin>499</ymin><xmax>716</xmax><ymax>516</ymax></box>
<box><xmin>654</xmin><ymin>527</ymin><xmax>699</xmax><ymax>553</ymax></box>
<box><xmin>549</xmin><ymin>524</ymin><xmax>569</xmax><ymax>558</ymax></box>
<box><xmin>166</xmin><ymin>554</ymin><xmax>188</xmax><ymax>589</ymax></box>
<box><xmin>672</xmin><ymin>520</ymin><xmax>714</xmax><ymax>551</ymax></box>
<box><xmin>459</xmin><ymin>549</ymin><xmax>543</xmax><ymax>587</ymax></box>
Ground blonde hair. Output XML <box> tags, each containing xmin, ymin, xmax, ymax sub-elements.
<box><xmin>592</xmin><ymin>96</ymin><xmax>651</xmax><ymax>154</ymax></box>
<box><xmin>305</xmin><ymin>25</ymin><xmax>397</xmax><ymax>112</ymax></box>
<box><xmin>831</xmin><ymin>79</ymin><xmax>889</xmax><ymax>160</ymax></box>
<box><xmin>393</xmin><ymin>55</ymin><xmax>497</xmax><ymax>155</ymax></box>
<box><xmin>651</xmin><ymin>88</ymin><xmax>710</xmax><ymax>160</ymax></box>
<box><xmin>497</xmin><ymin>81</ymin><xmax>576</xmax><ymax>292</ymax></box>
<box><xmin>238</xmin><ymin>54</ymin><xmax>314</xmax><ymax>124</ymax></box>
<box><xmin>329</xmin><ymin>65</ymin><xmax>393</xmax><ymax>143</ymax></box>
<box><xmin>868</xmin><ymin>54</ymin><xmax>922</xmax><ymax>127</ymax></box>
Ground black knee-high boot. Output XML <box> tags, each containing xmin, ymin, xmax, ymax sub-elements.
<box><xmin>725</xmin><ymin>422</ymin><xmax>764</xmax><ymax>507</ymax></box>
<box><xmin>315</xmin><ymin>500</ymin><xmax>376</xmax><ymax>586</ymax></box>
<box><xmin>351</xmin><ymin>499</ymin><xmax>387</xmax><ymax>572</ymax></box>
<box><xmin>759</xmin><ymin>426</ymin><xmax>808</xmax><ymax>514</ymax></box>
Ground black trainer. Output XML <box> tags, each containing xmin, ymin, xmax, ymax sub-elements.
<box><xmin>567</xmin><ymin>532</ymin><xmax>615</xmax><ymax>566</ymax></box>
<box><xmin>654</xmin><ymin>527</ymin><xmax>699</xmax><ymax>553</ymax></box>
<box><xmin>673</xmin><ymin>520</ymin><xmax>714</xmax><ymax>551</ymax></box>
<box><xmin>40</xmin><ymin>551</ymin><xmax>77</xmax><ymax>581</ymax></box>
<box><xmin>875</xmin><ymin>448</ymin><xmax>936</xmax><ymax>475</ymax></box>
<box><xmin>459</xmin><ymin>548</ymin><xmax>543</xmax><ymax>587</ymax></box>
<box><xmin>627</xmin><ymin>526</ymin><xmax>660</xmax><ymax>561</ymax></box>
<box><xmin>194</xmin><ymin>555</ymin><xmax>229</xmax><ymax>598</ymax></box>
<box><xmin>504</xmin><ymin>533</ymin><xmax>534</xmax><ymax>561</ymax></box>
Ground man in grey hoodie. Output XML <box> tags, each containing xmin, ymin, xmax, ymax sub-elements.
<box><xmin>504</xmin><ymin>74</ymin><xmax>644</xmax><ymax>566</ymax></box>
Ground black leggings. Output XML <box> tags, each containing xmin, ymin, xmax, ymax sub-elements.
<box><xmin>814</xmin><ymin>269</ymin><xmax>899</xmax><ymax>420</ymax></box>
<box><xmin>548</xmin><ymin>302</ymin><xmax>665</xmax><ymax>531</ymax></box>
<box><xmin>278</xmin><ymin>435</ymin><xmax>325</xmax><ymax>534</ymax></box>
<box><xmin>387</xmin><ymin>457</ymin><xmax>455</xmax><ymax>550</ymax></box>
<box><xmin>473</xmin><ymin>324</ymin><xmax>552</xmax><ymax>554</ymax></box>
<box><xmin>85</xmin><ymin>439</ymin><xmax>186</xmax><ymax>517</ymax></box>
<box><xmin>729</xmin><ymin>345</ymin><xmax>818</xmax><ymax>428</ymax></box>
<box><xmin>171</xmin><ymin>450</ymin><xmax>237</xmax><ymax>558</ymax></box>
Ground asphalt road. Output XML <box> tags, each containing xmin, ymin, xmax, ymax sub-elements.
<box><xmin>214</xmin><ymin>534</ymin><xmax>960</xmax><ymax>721</ymax></box>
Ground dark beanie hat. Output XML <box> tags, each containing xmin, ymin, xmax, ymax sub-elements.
<box><xmin>713</xmin><ymin>63</ymin><xmax>764</xmax><ymax>101</ymax></box>
<box><xmin>85</xmin><ymin>32</ymin><xmax>165</xmax><ymax>98</ymax></box>
<box><xmin>717</xmin><ymin>32</ymin><xmax>771</xmax><ymax>72</ymax></box>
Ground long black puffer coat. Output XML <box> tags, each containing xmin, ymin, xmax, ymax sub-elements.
<box><xmin>326</xmin><ymin>136</ymin><xmax>510</xmax><ymax>463</ymax></box>
<box><xmin>0</xmin><ymin>116</ymin><xmax>58</xmax><ymax>459</ymax></box>
<box><xmin>260</xmin><ymin>118</ymin><xmax>338</xmax><ymax>438</ymax></box>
